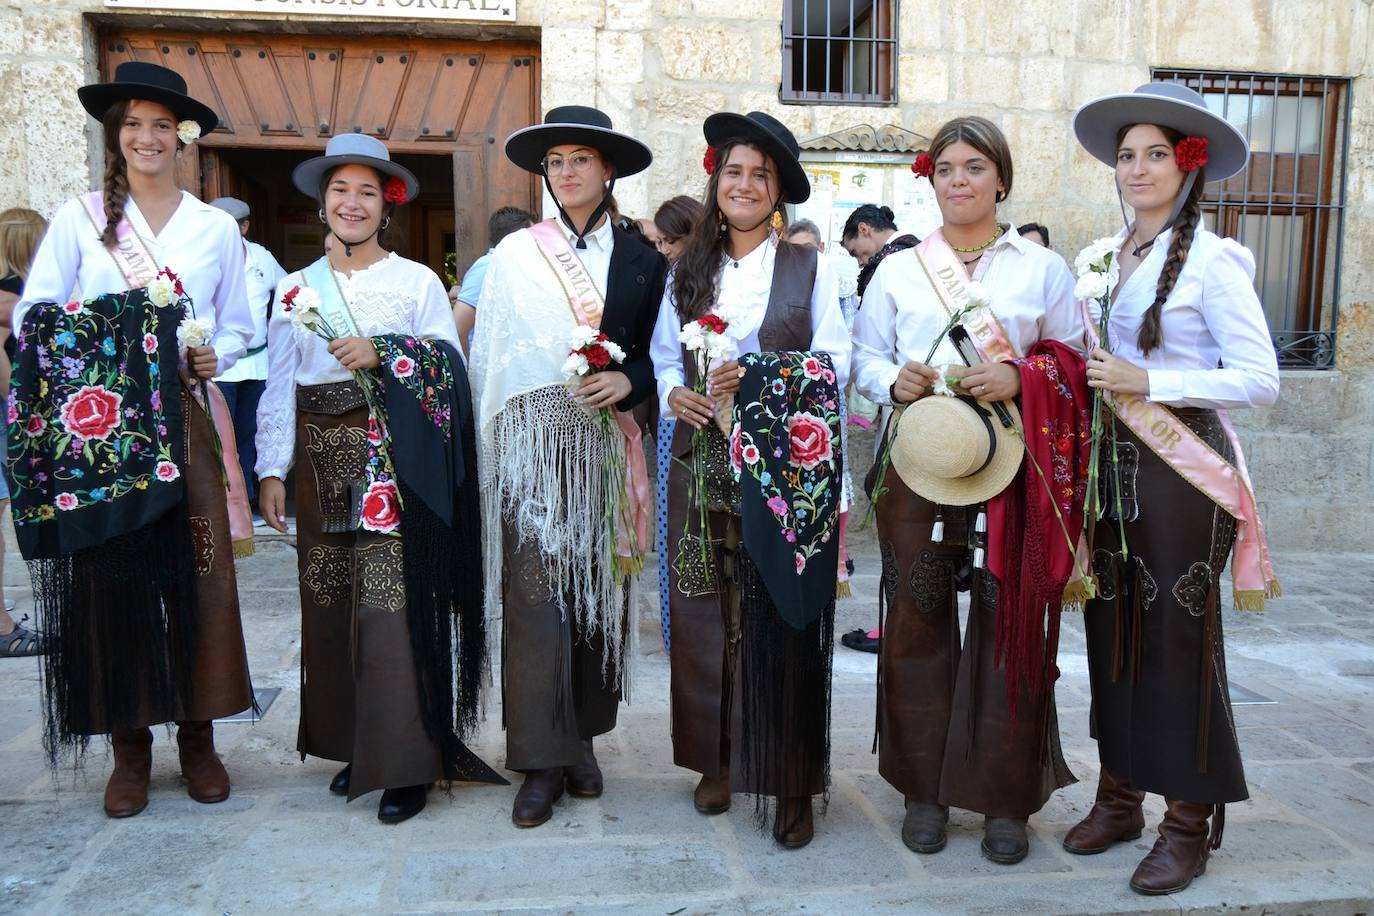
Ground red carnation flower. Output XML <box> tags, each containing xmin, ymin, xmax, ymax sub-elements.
<box><xmin>698</xmin><ymin>314</ymin><xmax>727</xmax><ymax>334</ymax></box>
<box><xmin>703</xmin><ymin>146</ymin><xmax>717</xmax><ymax>176</ymax></box>
<box><xmin>1174</xmin><ymin>136</ymin><xmax>1209</xmax><ymax>173</ymax></box>
<box><xmin>586</xmin><ymin>345</ymin><xmax>611</xmax><ymax>369</ymax></box>
<box><xmin>159</xmin><ymin>267</ymin><xmax>184</xmax><ymax>297</ymax></box>
<box><xmin>383</xmin><ymin>176</ymin><xmax>409</xmax><ymax>205</ymax></box>
<box><xmin>911</xmin><ymin>151</ymin><xmax>934</xmax><ymax>180</ymax></box>
<box><xmin>281</xmin><ymin>285</ymin><xmax>300</xmax><ymax>309</ymax></box>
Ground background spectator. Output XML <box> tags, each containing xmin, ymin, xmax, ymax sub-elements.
<box><xmin>652</xmin><ymin>195</ymin><xmax>704</xmax><ymax>265</ymax></box>
<box><xmin>454</xmin><ymin>205</ymin><xmax>537</xmax><ymax>355</ymax></box>
<box><xmin>1018</xmin><ymin>221</ymin><xmax>1051</xmax><ymax>247</ymax></box>
<box><xmin>784</xmin><ymin>218</ymin><xmax>826</xmax><ymax>250</ymax></box>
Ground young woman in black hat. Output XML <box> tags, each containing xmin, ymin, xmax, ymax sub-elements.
<box><xmin>255</xmin><ymin>133</ymin><xmax>502</xmax><ymax>824</ymax></box>
<box><xmin>11</xmin><ymin>61</ymin><xmax>256</xmax><ymax>817</ymax></box>
<box><xmin>469</xmin><ymin>106</ymin><xmax>666</xmax><ymax>829</ymax></box>
<box><xmin>1067</xmin><ymin>82</ymin><xmax>1280</xmax><ymax>894</ymax></box>
<box><xmin>650</xmin><ymin>111</ymin><xmax>851</xmax><ymax>849</ymax></box>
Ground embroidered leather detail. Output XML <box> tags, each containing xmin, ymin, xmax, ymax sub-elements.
<box><xmin>302</xmin><ymin>545</ymin><xmax>351</xmax><ymax>608</ymax></box>
<box><xmin>189</xmin><ymin>515</ymin><xmax>214</xmax><ymax>576</ymax></box>
<box><xmin>304</xmin><ymin>423</ymin><xmax>370</xmax><ymax>534</ymax></box>
<box><xmin>909</xmin><ymin>549</ymin><xmax>953</xmax><ymax>614</ymax></box>
<box><xmin>356</xmin><ymin>538</ymin><xmax>406</xmax><ymax>612</ymax></box>
<box><xmin>698</xmin><ymin>425</ymin><xmax>742</xmax><ymax>514</ymax></box>
<box><xmin>976</xmin><ymin>568</ymin><xmax>1000</xmax><ymax>610</ymax></box>
<box><xmin>674</xmin><ymin>535</ymin><xmax>722</xmax><ymax>598</ymax></box>
<box><xmin>1092</xmin><ymin>549</ymin><xmax>1121</xmax><ymax>601</ymax></box>
<box><xmin>296</xmin><ymin>381</ymin><xmax>368</xmax><ymax>416</ymax></box>
<box><xmin>879</xmin><ymin>542</ymin><xmax>897</xmax><ymax>602</ymax></box>
<box><xmin>1172</xmin><ymin>561</ymin><xmax>1213</xmax><ymax>617</ymax></box>
<box><xmin>1135</xmin><ymin>560</ymin><xmax>1158</xmax><ymax>610</ymax></box>
<box><xmin>1101</xmin><ymin>441</ymin><xmax>1140</xmax><ymax>522</ymax></box>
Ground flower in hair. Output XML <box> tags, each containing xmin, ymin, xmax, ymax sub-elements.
<box><xmin>911</xmin><ymin>151</ymin><xmax>933</xmax><ymax>180</ymax></box>
<box><xmin>383</xmin><ymin>176</ymin><xmax>409</xmax><ymax>205</ymax></box>
<box><xmin>703</xmin><ymin>146</ymin><xmax>717</xmax><ymax>176</ymax></box>
<box><xmin>176</xmin><ymin>120</ymin><xmax>201</xmax><ymax>144</ymax></box>
<box><xmin>1174</xmin><ymin>136</ymin><xmax>1209</xmax><ymax>173</ymax></box>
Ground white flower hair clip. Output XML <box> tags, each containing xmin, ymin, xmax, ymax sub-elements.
<box><xmin>176</xmin><ymin>120</ymin><xmax>202</xmax><ymax>144</ymax></box>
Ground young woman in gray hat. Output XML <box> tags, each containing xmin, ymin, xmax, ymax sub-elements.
<box><xmin>1066</xmin><ymin>82</ymin><xmax>1280</xmax><ymax>894</ymax></box>
<box><xmin>469</xmin><ymin>106</ymin><xmax>666</xmax><ymax>829</ymax></box>
<box><xmin>851</xmin><ymin>115</ymin><xmax>1084</xmax><ymax>865</ymax></box>
<box><xmin>651</xmin><ymin>111</ymin><xmax>851</xmax><ymax>849</ymax></box>
<box><xmin>12</xmin><ymin>61</ymin><xmax>256</xmax><ymax>818</ymax></box>
<box><xmin>256</xmin><ymin>133</ymin><xmax>503</xmax><ymax>824</ymax></box>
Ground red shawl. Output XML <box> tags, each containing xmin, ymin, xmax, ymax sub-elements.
<box><xmin>986</xmin><ymin>340</ymin><xmax>1092</xmax><ymax>720</ymax></box>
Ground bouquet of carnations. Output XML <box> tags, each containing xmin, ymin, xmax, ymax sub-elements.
<box><xmin>1072</xmin><ymin>236</ymin><xmax>1125</xmax><ymax>550</ymax></box>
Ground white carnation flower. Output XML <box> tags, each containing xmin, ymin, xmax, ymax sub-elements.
<box><xmin>569</xmin><ymin>325</ymin><xmax>600</xmax><ymax>348</ymax></box>
<box><xmin>147</xmin><ymin>276</ymin><xmax>176</xmax><ymax>308</ymax></box>
<box><xmin>1074</xmin><ymin>270</ymin><xmax>1110</xmax><ymax>302</ymax></box>
<box><xmin>293</xmin><ymin>287</ymin><xmax>322</xmax><ymax>312</ymax></box>
<box><xmin>561</xmin><ymin>352</ymin><xmax>590</xmax><ymax>380</ymax></box>
<box><xmin>965</xmin><ymin>281</ymin><xmax>992</xmax><ymax>309</ymax></box>
<box><xmin>679</xmin><ymin>321</ymin><xmax>705</xmax><ymax>351</ymax></box>
<box><xmin>176</xmin><ymin>316</ymin><xmax>215</xmax><ymax>353</ymax></box>
<box><xmin>931</xmin><ymin>364</ymin><xmax>956</xmax><ymax>397</ymax></box>
<box><xmin>603</xmin><ymin>339</ymin><xmax>627</xmax><ymax>363</ymax></box>
<box><xmin>176</xmin><ymin>120</ymin><xmax>202</xmax><ymax>144</ymax></box>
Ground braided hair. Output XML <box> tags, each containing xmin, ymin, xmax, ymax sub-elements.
<box><xmin>672</xmin><ymin>139</ymin><xmax>786</xmax><ymax>323</ymax></box>
<box><xmin>99</xmin><ymin>101</ymin><xmax>132</xmax><ymax>250</ymax></box>
<box><xmin>1131</xmin><ymin>125</ymin><xmax>1205</xmax><ymax>356</ymax></box>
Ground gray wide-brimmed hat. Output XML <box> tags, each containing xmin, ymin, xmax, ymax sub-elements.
<box><xmin>704</xmin><ymin>111</ymin><xmax>811</xmax><ymax>204</ymax></box>
<box><xmin>209</xmin><ymin>197</ymin><xmax>250</xmax><ymax>221</ymax></box>
<box><xmin>78</xmin><ymin>61</ymin><xmax>219</xmax><ymax>135</ymax></box>
<box><xmin>1073</xmin><ymin>82</ymin><xmax>1250</xmax><ymax>181</ymax></box>
<box><xmin>505</xmin><ymin>106</ymin><xmax>652</xmax><ymax>178</ymax></box>
<box><xmin>291</xmin><ymin>133</ymin><xmax>419</xmax><ymax>203</ymax></box>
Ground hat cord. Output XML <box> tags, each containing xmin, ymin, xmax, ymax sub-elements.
<box><xmin>720</xmin><ymin>192</ymin><xmax>784</xmax><ymax>236</ymax></box>
<box><xmin>1118</xmin><ymin>170</ymin><xmax>1199</xmax><ymax>258</ymax></box>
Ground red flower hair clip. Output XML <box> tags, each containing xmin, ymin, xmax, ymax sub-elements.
<box><xmin>383</xmin><ymin>176</ymin><xmax>409</xmax><ymax>205</ymax></box>
<box><xmin>1174</xmin><ymin>136</ymin><xmax>1209</xmax><ymax>173</ymax></box>
<box><xmin>703</xmin><ymin>146</ymin><xmax>717</xmax><ymax>176</ymax></box>
<box><xmin>911</xmin><ymin>150</ymin><xmax>934</xmax><ymax>180</ymax></box>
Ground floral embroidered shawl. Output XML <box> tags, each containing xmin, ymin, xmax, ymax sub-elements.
<box><xmin>6</xmin><ymin>289</ymin><xmax>185</xmax><ymax>560</ymax></box>
<box><xmin>986</xmin><ymin>340</ymin><xmax>1092</xmax><ymax>719</ymax></box>
<box><xmin>731</xmin><ymin>351</ymin><xmax>843</xmax><ymax>629</ymax></box>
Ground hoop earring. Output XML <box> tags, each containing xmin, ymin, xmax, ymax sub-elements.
<box><xmin>317</xmin><ymin>209</ymin><xmax>327</xmax><ymax>224</ymax></box>
<box><xmin>381</xmin><ymin>216</ymin><xmax>391</xmax><ymax>230</ymax></box>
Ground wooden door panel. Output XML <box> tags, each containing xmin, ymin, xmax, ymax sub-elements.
<box><xmin>452</xmin><ymin>148</ymin><xmax>486</xmax><ymax>272</ymax></box>
<box><xmin>303</xmin><ymin>49</ymin><xmax>344</xmax><ymax>135</ymax></box>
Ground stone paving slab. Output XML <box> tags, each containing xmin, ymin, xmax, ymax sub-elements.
<box><xmin>1</xmin><ymin>532</ymin><xmax>1373</xmax><ymax>914</ymax></box>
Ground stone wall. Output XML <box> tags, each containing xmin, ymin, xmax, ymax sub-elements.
<box><xmin>1</xmin><ymin>0</ymin><xmax>1371</xmax><ymax>547</ymax></box>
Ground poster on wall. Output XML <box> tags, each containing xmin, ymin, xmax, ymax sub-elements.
<box><xmin>800</xmin><ymin>161</ymin><xmax>941</xmax><ymax>251</ymax></box>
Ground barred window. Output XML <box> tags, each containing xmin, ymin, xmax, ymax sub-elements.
<box><xmin>1153</xmin><ymin>69</ymin><xmax>1351</xmax><ymax>368</ymax></box>
<box><xmin>782</xmin><ymin>0</ymin><xmax>897</xmax><ymax>104</ymax></box>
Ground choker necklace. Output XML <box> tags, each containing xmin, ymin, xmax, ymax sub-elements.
<box><xmin>948</xmin><ymin>223</ymin><xmax>1005</xmax><ymax>253</ymax></box>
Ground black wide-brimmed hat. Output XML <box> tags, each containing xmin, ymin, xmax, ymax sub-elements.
<box><xmin>291</xmin><ymin>133</ymin><xmax>419</xmax><ymax>203</ymax></box>
<box><xmin>505</xmin><ymin>106</ymin><xmax>652</xmax><ymax>178</ymax></box>
<box><xmin>78</xmin><ymin>62</ymin><xmax>219</xmax><ymax>135</ymax></box>
<box><xmin>1074</xmin><ymin>82</ymin><xmax>1250</xmax><ymax>181</ymax></box>
<box><xmin>704</xmin><ymin>111</ymin><xmax>811</xmax><ymax>204</ymax></box>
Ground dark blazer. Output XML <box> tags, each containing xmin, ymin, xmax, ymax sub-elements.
<box><xmin>602</xmin><ymin>225</ymin><xmax>668</xmax><ymax>412</ymax></box>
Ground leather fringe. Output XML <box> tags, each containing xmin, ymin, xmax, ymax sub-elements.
<box><xmin>232</xmin><ymin>538</ymin><xmax>256</xmax><ymax>559</ymax></box>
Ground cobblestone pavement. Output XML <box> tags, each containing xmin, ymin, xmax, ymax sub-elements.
<box><xmin>2</xmin><ymin>529</ymin><xmax>1372</xmax><ymax>914</ymax></box>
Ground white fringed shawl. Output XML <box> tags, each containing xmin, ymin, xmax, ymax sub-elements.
<box><xmin>469</xmin><ymin>229</ymin><xmax>637</xmax><ymax>694</ymax></box>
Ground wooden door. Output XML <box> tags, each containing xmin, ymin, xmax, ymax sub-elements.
<box><xmin>98</xmin><ymin>30</ymin><xmax>539</xmax><ymax>272</ymax></box>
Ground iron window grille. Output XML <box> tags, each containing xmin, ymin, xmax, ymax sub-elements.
<box><xmin>782</xmin><ymin>0</ymin><xmax>897</xmax><ymax>105</ymax></box>
<box><xmin>1153</xmin><ymin>69</ymin><xmax>1351</xmax><ymax>369</ymax></box>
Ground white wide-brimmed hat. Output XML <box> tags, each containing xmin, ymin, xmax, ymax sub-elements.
<box><xmin>292</xmin><ymin>133</ymin><xmax>418</xmax><ymax>203</ymax></box>
<box><xmin>890</xmin><ymin>395</ymin><xmax>1023</xmax><ymax>506</ymax></box>
<box><xmin>1073</xmin><ymin>82</ymin><xmax>1250</xmax><ymax>181</ymax></box>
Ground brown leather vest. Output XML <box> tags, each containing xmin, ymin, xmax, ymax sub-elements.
<box><xmin>671</xmin><ymin>240</ymin><xmax>818</xmax><ymax>456</ymax></box>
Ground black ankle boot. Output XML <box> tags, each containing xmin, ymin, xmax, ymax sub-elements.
<box><xmin>377</xmin><ymin>784</ymin><xmax>428</xmax><ymax>824</ymax></box>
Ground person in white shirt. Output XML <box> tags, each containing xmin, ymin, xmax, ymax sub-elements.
<box><xmin>1064</xmin><ymin>82</ymin><xmax>1280</xmax><ymax>896</ymax></box>
<box><xmin>470</xmin><ymin>106</ymin><xmax>666</xmax><ymax>829</ymax></box>
<box><xmin>255</xmin><ymin>133</ymin><xmax>502</xmax><ymax>825</ymax></box>
<box><xmin>851</xmin><ymin>116</ymin><xmax>1082</xmax><ymax>865</ymax></box>
<box><xmin>209</xmin><ymin>197</ymin><xmax>285</xmax><ymax>522</ymax></box>
<box><xmin>651</xmin><ymin>111</ymin><xmax>849</xmax><ymax>850</ymax></box>
<box><xmin>12</xmin><ymin>61</ymin><xmax>255</xmax><ymax>819</ymax></box>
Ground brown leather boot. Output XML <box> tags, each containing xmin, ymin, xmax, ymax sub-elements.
<box><xmin>512</xmin><ymin>768</ymin><xmax>565</xmax><ymax>828</ymax></box>
<box><xmin>104</xmin><ymin>727</ymin><xmax>153</xmax><ymax>818</ymax></box>
<box><xmin>564</xmin><ymin>740</ymin><xmax>604</xmax><ymax>799</ymax></box>
<box><xmin>693</xmin><ymin>768</ymin><xmax>731</xmax><ymax>815</ymax></box>
<box><xmin>1063</xmin><ymin>767</ymin><xmax>1146</xmax><ymax>854</ymax></box>
<box><xmin>772</xmin><ymin>796</ymin><xmax>814</xmax><ymax>849</ymax></box>
<box><xmin>1130</xmin><ymin>800</ymin><xmax>1219</xmax><ymax>895</ymax></box>
<box><xmin>176</xmin><ymin>720</ymin><xmax>230</xmax><ymax>804</ymax></box>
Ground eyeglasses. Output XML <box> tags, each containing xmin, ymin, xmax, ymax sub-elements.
<box><xmin>542</xmin><ymin>152</ymin><xmax>601</xmax><ymax>174</ymax></box>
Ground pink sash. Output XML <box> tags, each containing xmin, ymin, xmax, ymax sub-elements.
<box><xmin>916</xmin><ymin>230</ymin><xmax>1020</xmax><ymax>363</ymax></box>
<box><xmin>1081</xmin><ymin>299</ymin><xmax>1279</xmax><ymax>610</ymax></box>
<box><xmin>80</xmin><ymin>192</ymin><xmax>255</xmax><ymax>557</ymax></box>
<box><xmin>527</xmin><ymin>219</ymin><xmax>650</xmax><ymax>569</ymax></box>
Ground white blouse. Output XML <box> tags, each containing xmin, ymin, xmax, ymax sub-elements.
<box><xmin>216</xmin><ymin>239</ymin><xmax>287</xmax><ymax>384</ymax></box>
<box><xmin>852</xmin><ymin>227</ymin><xmax>1081</xmax><ymax>405</ymax></box>
<box><xmin>650</xmin><ymin>234</ymin><xmax>851</xmax><ymax>418</ymax></box>
<box><xmin>16</xmin><ymin>192</ymin><xmax>254</xmax><ymax>377</ymax></box>
<box><xmin>1091</xmin><ymin>225</ymin><xmax>1279</xmax><ymax>410</ymax></box>
<box><xmin>254</xmin><ymin>252</ymin><xmax>460</xmax><ymax>481</ymax></box>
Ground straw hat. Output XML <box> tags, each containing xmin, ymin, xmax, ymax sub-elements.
<box><xmin>890</xmin><ymin>396</ymin><xmax>1023</xmax><ymax>506</ymax></box>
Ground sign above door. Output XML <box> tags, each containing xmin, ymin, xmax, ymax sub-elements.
<box><xmin>103</xmin><ymin>0</ymin><xmax>516</xmax><ymax>23</ymax></box>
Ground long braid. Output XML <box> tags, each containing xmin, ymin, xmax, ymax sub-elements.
<box><xmin>1137</xmin><ymin>169</ymin><xmax>1204</xmax><ymax>356</ymax></box>
<box><xmin>99</xmin><ymin>102</ymin><xmax>131</xmax><ymax>250</ymax></box>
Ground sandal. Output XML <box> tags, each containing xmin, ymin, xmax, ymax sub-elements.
<box><xmin>0</xmin><ymin>616</ymin><xmax>43</xmax><ymax>658</ymax></box>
